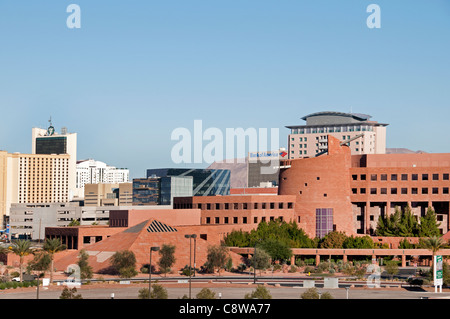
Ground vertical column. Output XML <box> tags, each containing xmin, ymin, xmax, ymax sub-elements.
<box><xmin>401</xmin><ymin>254</ymin><xmax>406</xmax><ymax>267</ymax></box>
<box><xmin>365</xmin><ymin>202</ymin><xmax>370</xmax><ymax>234</ymax></box>
<box><xmin>291</xmin><ymin>255</ymin><xmax>295</xmax><ymax>266</ymax></box>
<box><xmin>316</xmin><ymin>254</ymin><xmax>320</xmax><ymax>266</ymax></box>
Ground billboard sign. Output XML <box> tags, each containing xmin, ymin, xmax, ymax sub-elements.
<box><xmin>434</xmin><ymin>255</ymin><xmax>443</xmax><ymax>286</ymax></box>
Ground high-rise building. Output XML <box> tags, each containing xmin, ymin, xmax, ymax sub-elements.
<box><xmin>76</xmin><ymin>159</ymin><xmax>130</xmax><ymax>194</ymax></box>
<box><xmin>286</xmin><ymin>111</ymin><xmax>388</xmax><ymax>159</ymax></box>
<box><xmin>32</xmin><ymin>122</ymin><xmax>77</xmax><ymax>200</ymax></box>
<box><xmin>146</xmin><ymin>168</ymin><xmax>231</xmax><ymax>197</ymax></box>
<box><xmin>0</xmin><ymin>150</ymin><xmax>71</xmax><ymax>228</ymax></box>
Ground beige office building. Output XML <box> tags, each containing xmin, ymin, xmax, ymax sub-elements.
<box><xmin>0</xmin><ymin>150</ymin><xmax>71</xmax><ymax>227</ymax></box>
<box><xmin>84</xmin><ymin>183</ymin><xmax>133</xmax><ymax>207</ymax></box>
<box><xmin>286</xmin><ymin>111</ymin><xmax>388</xmax><ymax>159</ymax></box>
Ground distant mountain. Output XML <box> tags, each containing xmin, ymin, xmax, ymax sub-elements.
<box><xmin>207</xmin><ymin>158</ymin><xmax>248</xmax><ymax>188</ymax></box>
<box><xmin>386</xmin><ymin>148</ymin><xmax>427</xmax><ymax>154</ymax></box>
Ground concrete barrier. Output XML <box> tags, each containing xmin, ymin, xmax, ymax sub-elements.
<box><xmin>303</xmin><ymin>280</ymin><xmax>315</xmax><ymax>288</ymax></box>
<box><xmin>324</xmin><ymin>277</ymin><xmax>339</xmax><ymax>289</ymax></box>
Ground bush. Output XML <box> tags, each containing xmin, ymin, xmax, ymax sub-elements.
<box><xmin>289</xmin><ymin>265</ymin><xmax>298</xmax><ymax>273</ymax></box>
<box><xmin>300</xmin><ymin>288</ymin><xmax>334</xmax><ymax>299</ymax></box>
<box><xmin>304</xmin><ymin>266</ymin><xmax>315</xmax><ymax>274</ymax></box>
<box><xmin>244</xmin><ymin>285</ymin><xmax>272</xmax><ymax>299</ymax></box>
<box><xmin>196</xmin><ymin>288</ymin><xmax>216</xmax><ymax>299</ymax></box>
<box><xmin>301</xmin><ymin>288</ymin><xmax>320</xmax><ymax>299</ymax></box>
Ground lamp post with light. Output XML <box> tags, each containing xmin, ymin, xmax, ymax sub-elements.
<box><xmin>149</xmin><ymin>246</ymin><xmax>160</xmax><ymax>299</ymax></box>
<box><xmin>185</xmin><ymin>234</ymin><xmax>197</xmax><ymax>299</ymax></box>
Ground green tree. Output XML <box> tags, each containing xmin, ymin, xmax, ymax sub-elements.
<box><xmin>420</xmin><ymin>236</ymin><xmax>447</xmax><ymax>282</ymax></box>
<box><xmin>244</xmin><ymin>285</ymin><xmax>272</xmax><ymax>299</ymax></box>
<box><xmin>110</xmin><ymin>250</ymin><xmax>138</xmax><ymax>278</ymax></box>
<box><xmin>150</xmin><ymin>284</ymin><xmax>168</xmax><ymax>299</ymax></box>
<box><xmin>343</xmin><ymin>235</ymin><xmax>374</xmax><ymax>249</ymax></box>
<box><xmin>27</xmin><ymin>250</ymin><xmax>51</xmax><ymax>282</ymax></box>
<box><xmin>259</xmin><ymin>238</ymin><xmax>292</xmax><ymax>263</ymax></box>
<box><xmin>43</xmin><ymin>238</ymin><xmax>66</xmax><ymax>283</ymax></box>
<box><xmin>397</xmin><ymin>206</ymin><xmax>419</xmax><ymax>237</ymax></box>
<box><xmin>385</xmin><ymin>261</ymin><xmax>399</xmax><ymax>280</ymax></box>
<box><xmin>206</xmin><ymin>245</ymin><xmax>229</xmax><ymax>276</ymax></box>
<box><xmin>9</xmin><ymin>239</ymin><xmax>33</xmax><ymax>282</ymax></box>
<box><xmin>320</xmin><ymin>231</ymin><xmax>347</xmax><ymax>248</ymax></box>
<box><xmin>77</xmin><ymin>249</ymin><xmax>93</xmax><ymax>280</ymax></box>
<box><xmin>223</xmin><ymin>229</ymin><xmax>250</xmax><ymax>247</ymax></box>
<box><xmin>251</xmin><ymin>247</ymin><xmax>271</xmax><ymax>275</ymax></box>
<box><xmin>196</xmin><ymin>288</ymin><xmax>217</xmax><ymax>299</ymax></box>
<box><xmin>419</xmin><ymin>207</ymin><xmax>441</xmax><ymax>237</ymax></box>
<box><xmin>158</xmin><ymin>244</ymin><xmax>176</xmax><ymax>276</ymax></box>
<box><xmin>68</xmin><ymin>219</ymin><xmax>80</xmax><ymax>226</ymax></box>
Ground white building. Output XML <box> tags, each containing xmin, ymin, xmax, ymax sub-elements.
<box><xmin>76</xmin><ymin>159</ymin><xmax>130</xmax><ymax>196</ymax></box>
<box><xmin>286</xmin><ymin>111</ymin><xmax>388</xmax><ymax>159</ymax></box>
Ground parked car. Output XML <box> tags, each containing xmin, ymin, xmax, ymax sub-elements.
<box><xmin>12</xmin><ymin>274</ymin><xmax>38</xmax><ymax>282</ymax></box>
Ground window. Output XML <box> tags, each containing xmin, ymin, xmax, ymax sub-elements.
<box><xmin>254</xmin><ymin>217</ymin><xmax>258</xmax><ymax>223</ymax></box>
<box><xmin>401</xmin><ymin>188</ymin><xmax>408</xmax><ymax>194</ymax></box>
<box><xmin>360</xmin><ymin>188</ymin><xmax>366</xmax><ymax>194</ymax></box>
<box><xmin>422</xmin><ymin>188</ymin><xmax>428</xmax><ymax>194</ymax></box>
<box><xmin>381</xmin><ymin>188</ymin><xmax>387</xmax><ymax>194</ymax></box>
<box><xmin>224</xmin><ymin>217</ymin><xmax>229</xmax><ymax>224</ymax></box>
<box><xmin>352</xmin><ymin>174</ymin><xmax>358</xmax><ymax>180</ymax></box>
<box><xmin>433</xmin><ymin>174</ymin><xmax>439</xmax><ymax>181</ymax></box>
<box><xmin>243</xmin><ymin>217</ymin><xmax>247</xmax><ymax>224</ymax></box>
<box><xmin>391</xmin><ymin>188</ymin><xmax>397</xmax><ymax>194</ymax></box>
<box><xmin>215</xmin><ymin>217</ymin><xmax>220</xmax><ymax>224</ymax></box>
<box><xmin>233</xmin><ymin>217</ymin><xmax>238</xmax><ymax>224</ymax></box>
<box><xmin>381</xmin><ymin>174</ymin><xmax>387</xmax><ymax>181</ymax></box>
<box><xmin>206</xmin><ymin>217</ymin><xmax>211</xmax><ymax>224</ymax></box>
<box><xmin>391</xmin><ymin>174</ymin><xmax>397</xmax><ymax>181</ymax></box>
<box><xmin>352</xmin><ymin>188</ymin><xmax>357</xmax><ymax>194</ymax></box>
<box><xmin>433</xmin><ymin>188</ymin><xmax>439</xmax><ymax>194</ymax></box>
<box><xmin>444</xmin><ymin>187</ymin><xmax>449</xmax><ymax>194</ymax></box>
<box><xmin>412</xmin><ymin>174</ymin><xmax>418</xmax><ymax>181</ymax></box>
<box><xmin>401</xmin><ymin>174</ymin><xmax>408</xmax><ymax>181</ymax></box>
<box><xmin>370</xmin><ymin>188</ymin><xmax>377</xmax><ymax>195</ymax></box>
<box><xmin>412</xmin><ymin>188</ymin><xmax>418</xmax><ymax>194</ymax></box>
<box><xmin>360</xmin><ymin>174</ymin><xmax>366</xmax><ymax>180</ymax></box>
<box><xmin>216</xmin><ymin>203</ymin><xmax>220</xmax><ymax>210</ymax></box>
<box><xmin>444</xmin><ymin>174</ymin><xmax>449</xmax><ymax>180</ymax></box>
<box><xmin>371</xmin><ymin>174</ymin><xmax>377</xmax><ymax>181</ymax></box>
<box><xmin>316</xmin><ymin>208</ymin><xmax>333</xmax><ymax>238</ymax></box>
<box><xmin>422</xmin><ymin>174</ymin><xmax>428</xmax><ymax>181</ymax></box>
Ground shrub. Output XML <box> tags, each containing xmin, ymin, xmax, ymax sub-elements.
<box><xmin>301</xmin><ymin>288</ymin><xmax>320</xmax><ymax>299</ymax></box>
<box><xmin>244</xmin><ymin>285</ymin><xmax>272</xmax><ymax>299</ymax></box>
<box><xmin>150</xmin><ymin>284</ymin><xmax>168</xmax><ymax>299</ymax></box>
<box><xmin>196</xmin><ymin>288</ymin><xmax>216</xmax><ymax>299</ymax></box>
<box><xmin>289</xmin><ymin>265</ymin><xmax>298</xmax><ymax>273</ymax></box>
<box><xmin>304</xmin><ymin>266</ymin><xmax>315</xmax><ymax>274</ymax></box>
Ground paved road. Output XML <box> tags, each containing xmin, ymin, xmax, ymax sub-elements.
<box><xmin>0</xmin><ymin>283</ymin><xmax>448</xmax><ymax>300</ymax></box>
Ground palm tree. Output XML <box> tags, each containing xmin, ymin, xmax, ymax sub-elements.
<box><xmin>9</xmin><ymin>239</ymin><xmax>33</xmax><ymax>282</ymax></box>
<box><xmin>43</xmin><ymin>238</ymin><xmax>66</xmax><ymax>283</ymax></box>
<box><xmin>421</xmin><ymin>236</ymin><xmax>446</xmax><ymax>281</ymax></box>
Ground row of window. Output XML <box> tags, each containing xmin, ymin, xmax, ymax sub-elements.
<box><xmin>352</xmin><ymin>187</ymin><xmax>450</xmax><ymax>195</ymax></box>
<box><xmin>198</xmin><ymin>202</ymin><xmax>294</xmax><ymax>210</ymax></box>
<box><xmin>204</xmin><ymin>215</ymin><xmax>285</xmax><ymax>225</ymax></box>
<box><xmin>352</xmin><ymin>173</ymin><xmax>450</xmax><ymax>181</ymax></box>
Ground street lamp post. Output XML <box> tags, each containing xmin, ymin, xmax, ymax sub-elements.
<box><xmin>149</xmin><ymin>246</ymin><xmax>160</xmax><ymax>299</ymax></box>
<box><xmin>185</xmin><ymin>234</ymin><xmax>197</xmax><ymax>299</ymax></box>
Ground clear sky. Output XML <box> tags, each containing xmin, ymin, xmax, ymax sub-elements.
<box><xmin>0</xmin><ymin>0</ymin><xmax>449</xmax><ymax>178</ymax></box>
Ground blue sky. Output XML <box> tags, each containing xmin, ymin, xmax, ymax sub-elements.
<box><xmin>0</xmin><ymin>1</ymin><xmax>449</xmax><ymax>178</ymax></box>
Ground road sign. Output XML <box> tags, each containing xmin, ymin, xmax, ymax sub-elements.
<box><xmin>434</xmin><ymin>255</ymin><xmax>443</xmax><ymax>287</ymax></box>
